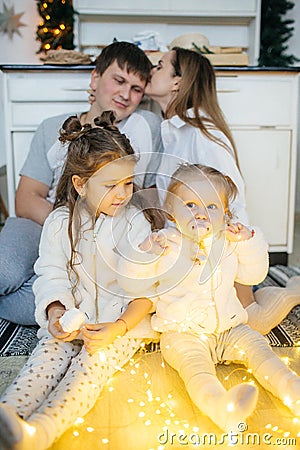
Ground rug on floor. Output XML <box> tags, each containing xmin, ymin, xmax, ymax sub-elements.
<box><xmin>0</xmin><ymin>265</ymin><xmax>299</xmax><ymax>356</ymax></box>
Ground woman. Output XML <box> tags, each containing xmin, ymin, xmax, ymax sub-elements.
<box><xmin>145</xmin><ymin>47</ymin><xmax>300</xmax><ymax>335</ymax></box>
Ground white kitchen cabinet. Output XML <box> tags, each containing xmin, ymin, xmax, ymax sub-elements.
<box><xmin>74</xmin><ymin>0</ymin><xmax>261</xmax><ymax>65</ymax></box>
<box><xmin>0</xmin><ymin>67</ymin><xmax>91</xmax><ymax>215</ymax></box>
<box><xmin>215</xmin><ymin>71</ymin><xmax>299</xmax><ymax>254</ymax></box>
<box><xmin>0</xmin><ymin>66</ymin><xmax>298</xmax><ymax>257</ymax></box>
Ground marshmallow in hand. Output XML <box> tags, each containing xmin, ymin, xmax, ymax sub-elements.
<box><xmin>59</xmin><ymin>308</ymin><xmax>86</xmax><ymax>333</ymax></box>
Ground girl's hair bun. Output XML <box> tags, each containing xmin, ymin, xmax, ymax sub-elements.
<box><xmin>94</xmin><ymin>110</ymin><xmax>117</xmax><ymax>131</ymax></box>
<box><xmin>59</xmin><ymin>115</ymin><xmax>92</xmax><ymax>144</ymax></box>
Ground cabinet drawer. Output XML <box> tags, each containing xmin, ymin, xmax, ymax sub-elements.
<box><xmin>8</xmin><ymin>72</ymin><xmax>91</xmax><ymax>102</ymax></box>
<box><xmin>216</xmin><ymin>76</ymin><xmax>295</xmax><ymax>126</ymax></box>
<box><xmin>11</xmin><ymin>102</ymin><xmax>89</xmax><ymax>127</ymax></box>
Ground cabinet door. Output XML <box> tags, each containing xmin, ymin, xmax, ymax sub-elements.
<box><xmin>233</xmin><ymin>129</ymin><xmax>291</xmax><ymax>249</ymax></box>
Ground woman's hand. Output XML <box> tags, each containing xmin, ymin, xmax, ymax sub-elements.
<box><xmin>47</xmin><ymin>302</ymin><xmax>80</xmax><ymax>342</ymax></box>
<box><xmin>87</xmin><ymin>86</ymin><xmax>96</xmax><ymax>105</ymax></box>
<box><xmin>226</xmin><ymin>222</ymin><xmax>253</xmax><ymax>242</ymax></box>
<box><xmin>82</xmin><ymin>321</ymin><xmax>125</xmax><ymax>354</ymax></box>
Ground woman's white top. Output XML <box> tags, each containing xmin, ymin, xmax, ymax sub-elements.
<box><xmin>156</xmin><ymin>109</ymin><xmax>249</xmax><ymax>224</ymax></box>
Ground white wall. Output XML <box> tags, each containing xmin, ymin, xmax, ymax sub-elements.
<box><xmin>0</xmin><ymin>0</ymin><xmax>40</xmax><ymax>64</ymax></box>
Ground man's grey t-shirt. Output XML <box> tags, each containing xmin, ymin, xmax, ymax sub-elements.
<box><xmin>20</xmin><ymin>109</ymin><xmax>163</xmax><ymax>203</ymax></box>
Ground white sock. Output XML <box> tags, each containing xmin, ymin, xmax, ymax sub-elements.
<box><xmin>246</xmin><ymin>277</ymin><xmax>300</xmax><ymax>335</ymax></box>
<box><xmin>188</xmin><ymin>375</ymin><xmax>258</xmax><ymax>432</ymax></box>
<box><xmin>0</xmin><ymin>403</ymin><xmax>50</xmax><ymax>450</ymax></box>
<box><xmin>254</xmin><ymin>357</ymin><xmax>300</xmax><ymax>416</ymax></box>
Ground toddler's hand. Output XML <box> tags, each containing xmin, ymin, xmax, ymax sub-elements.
<box><xmin>226</xmin><ymin>222</ymin><xmax>253</xmax><ymax>242</ymax></box>
<box><xmin>139</xmin><ymin>230</ymin><xmax>170</xmax><ymax>255</ymax></box>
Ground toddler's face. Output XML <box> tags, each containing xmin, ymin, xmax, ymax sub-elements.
<box><xmin>168</xmin><ymin>176</ymin><xmax>227</xmax><ymax>241</ymax></box>
<box><xmin>82</xmin><ymin>158</ymin><xmax>135</xmax><ymax>218</ymax></box>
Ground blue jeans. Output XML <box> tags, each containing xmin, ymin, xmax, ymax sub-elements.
<box><xmin>0</xmin><ymin>217</ymin><xmax>42</xmax><ymax>325</ymax></box>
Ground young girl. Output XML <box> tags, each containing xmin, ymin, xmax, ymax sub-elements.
<box><xmin>0</xmin><ymin>111</ymin><xmax>161</xmax><ymax>450</ymax></box>
<box><xmin>145</xmin><ymin>47</ymin><xmax>300</xmax><ymax>335</ymax></box>
<box><xmin>121</xmin><ymin>163</ymin><xmax>300</xmax><ymax>432</ymax></box>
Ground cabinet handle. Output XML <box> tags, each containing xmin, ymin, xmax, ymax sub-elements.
<box><xmin>62</xmin><ymin>87</ymin><xmax>87</xmax><ymax>91</ymax></box>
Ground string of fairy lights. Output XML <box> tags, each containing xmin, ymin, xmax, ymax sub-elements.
<box><xmin>35</xmin><ymin>0</ymin><xmax>75</xmax><ymax>53</ymax></box>
<box><xmin>63</xmin><ymin>347</ymin><xmax>300</xmax><ymax>448</ymax></box>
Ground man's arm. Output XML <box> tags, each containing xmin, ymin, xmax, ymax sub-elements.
<box><xmin>15</xmin><ymin>176</ymin><xmax>53</xmax><ymax>225</ymax></box>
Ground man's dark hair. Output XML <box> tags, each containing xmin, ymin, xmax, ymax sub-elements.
<box><xmin>94</xmin><ymin>41</ymin><xmax>152</xmax><ymax>83</ymax></box>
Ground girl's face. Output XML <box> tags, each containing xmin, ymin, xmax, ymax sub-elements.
<box><xmin>145</xmin><ymin>51</ymin><xmax>181</xmax><ymax>112</ymax></box>
<box><xmin>168</xmin><ymin>175</ymin><xmax>227</xmax><ymax>242</ymax></box>
<box><xmin>73</xmin><ymin>158</ymin><xmax>135</xmax><ymax>218</ymax></box>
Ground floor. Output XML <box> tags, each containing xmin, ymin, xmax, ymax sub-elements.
<box><xmin>1</xmin><ymin>348</ymin><xmax>300</xmax><ymax>450</ymax></box>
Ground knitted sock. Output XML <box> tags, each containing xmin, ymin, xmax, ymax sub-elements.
<box><xmin>254</xmin><ymin>357</ymin><xmax>300</xmax><ymax>416</ymax></box>
<box><xmin>0</xmin><ymin>403</ymin><xmax>50</xmax><ymax>450</ymax></box>
<box><xmin>246</xmin><ymin>276</ymin><xmax>300</xmax><ymax>335</ymax></box>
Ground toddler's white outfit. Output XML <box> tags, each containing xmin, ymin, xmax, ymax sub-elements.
<box><xmin>120</xmin><ymin>228</ymin><xmax>300</xmax><ymax>431</ymax></box>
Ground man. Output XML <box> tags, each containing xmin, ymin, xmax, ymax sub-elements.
<box><xmin>0</xmin><ymin>41</ymin><xmax>163</xmax><ymax>325</ymax></box>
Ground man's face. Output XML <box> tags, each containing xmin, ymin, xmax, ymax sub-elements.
<box><xmin>90</xmin><ymin>61</ymin><xmax>146</xmax><ymax>122</ymax></box>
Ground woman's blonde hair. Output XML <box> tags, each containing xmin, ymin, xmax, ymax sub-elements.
<box><xmin>166</xmin><ymin>47</ymin><xmax>240</xmax><ymax>169</ymax></box>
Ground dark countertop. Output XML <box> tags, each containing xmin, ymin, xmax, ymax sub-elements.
<box><xmin>1</xmin><ymin>64</ymin><xmax>300</xmax><ymax>72</ymax></box>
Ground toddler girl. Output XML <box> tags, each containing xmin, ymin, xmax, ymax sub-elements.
<box><xmin>122</xmin><ymin>163</ymin><xmax>300</xmax><ymax>432</ymax></box>
<box><xmin>0</xmin><ymin>111</ymin><xmax>162</xmax><ymax>450</ymax></box>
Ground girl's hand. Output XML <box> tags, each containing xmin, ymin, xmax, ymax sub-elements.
<box><xmin>139</xmin><ymin>229</ymin><xmax>171</xmax><ymax>255</ymax></box>
<box><xmin>226</xmin><ymin>222</ymin><xmax>253</xmax><ymax>242</ymax></box>
<box><xmin>82</xmin><ymin>322</ymin><xmax>124</xmax><ymax>354</ymax></box>
<box><xmin>47</xmin><ymin>303</ymin><xmax>80</xmax><ymax>342</ymax></box>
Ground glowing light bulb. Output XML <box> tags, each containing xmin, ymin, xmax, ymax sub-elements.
<box><xmin>59</xmin><ymin>24</ymin><xmax>66</xmax><ymax>30</ymax></box>
<box><xmin>86</xmin><ymin>427</ymin><xmax>94</xmax><ymax>433</ymax></box>
<box><xmin>24</xmin><ymin>424</ymin><xmax>36</xmax><ymax>436</ymax></box>
<box><xmin>283</xmin><ymin>396</ymin><xmax>292</xmax><ymax>407</ymax></box>
<box><xmin>98</xmin><ymin>351</ymin><xmax>107</xmax><ymax>362</ymax></box>
<box><xmin>73</xmin><ymin>431</ymin><xmax>79</xmax><ymax>437</ymax></box>
<box><xmin>74</xmin><ymin>417</ymin><xmax>84</xmax><ymax>425</ymax></box>
<box><xmin>102</xmin><ymin>438</ymin><xmax>109</xmax><ymax>444</ymax></box>
<box><xmin>227</xmin><ymin>402</ymin><xmax>235</xmax><ymax>412</ymax></box>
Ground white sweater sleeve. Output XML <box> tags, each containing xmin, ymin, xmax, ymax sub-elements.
<box><xmin>33</xmin><ymin>208</ymin><xmax>75</xmax><ymax>328</ymax></box>
<box><xmin>233</xmin><ymin>227</ymin><xmax>269</xmax><ymax>285</ymax></box>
